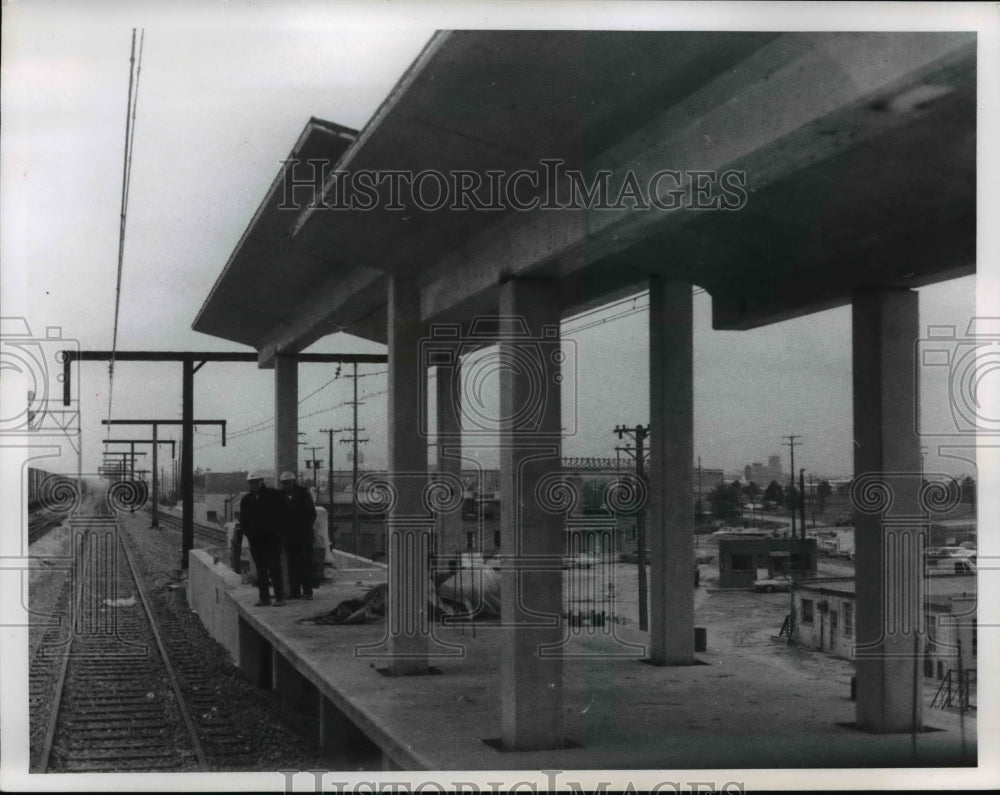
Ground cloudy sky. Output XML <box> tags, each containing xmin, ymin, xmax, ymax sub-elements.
<box><xmin>2</xmin><ymin>1</ymin><xmax>995</xmax><ymax>488</ymax></box>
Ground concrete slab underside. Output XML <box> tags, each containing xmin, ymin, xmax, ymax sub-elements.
<box><xmin>229</xmin><ymin>581</ymin><xmax>975</xmax><ymax>770</ymax></box>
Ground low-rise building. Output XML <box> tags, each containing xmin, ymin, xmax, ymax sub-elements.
<box><xmin>717</xmin><ymin>537</ymin><xmax>817</xmax><ymax>588</ymax></box>
<box><xmin>196</xmin><ymin>470</ymin><xmax>252</xmax><ymax>525</ymax></box>
<box><xmin>790</xmin><ymin>578</ymin><xmax>856</xmax><ymax>659</ymax></box>
<box><xmin>793</xmin><ymin>575</ymin><xmax>977</xmax><ymax>681</ymax></box>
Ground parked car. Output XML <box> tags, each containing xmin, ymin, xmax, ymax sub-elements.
<box><xmin>817</xmin><ymin>539</ymin><xmax>839</xmax><ymax>556</ymax></box>
<box><xmin>753</xmin><ymin>573</ymin><xmax>793</xmax><ymax>593</ymax></box>
<box><xmin>925</xmin><ymin>546</ymin><xmax>975</xmax><ymax>574</ymax></box>
<box><xmin>562</xmin><ymin>552</ymin><xmax>600</xmax><ymax>569</ymax></box>
<box><xmin>618</xmin><ymin>548</ymin><xmax>651</xmax><ymax>564</ymax></box>
<box><xmin>925</xmin><ymin>545</ymin><xmax>975</xmax><ymax>562</ymax></box>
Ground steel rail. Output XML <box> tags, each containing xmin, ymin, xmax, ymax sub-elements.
<box><xmin>116</xmin><ymin>519</ymin><xmax>209</xmax><ymax>770</ymax></box>
<box><xmin>37</xmin><ymin>515</ymin><xmax>94</xmax><ymax>772</ymax></box>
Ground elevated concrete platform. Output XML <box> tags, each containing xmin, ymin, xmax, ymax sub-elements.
<box><xmin>187</xmin><ymin>548</ymin><xmax>976</xmax><ymax>771</ymax></box>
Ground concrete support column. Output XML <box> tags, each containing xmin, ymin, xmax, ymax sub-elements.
<box><xmin>387</xmin><ymin>275</ymin><xmax>430</xmax><ymax>675</ymax></box>
<box><xmin>274</xmin><ymin>355</ymin><xmax>299</xmax><ymax>479</ymax></box>
<box><xmin>852</xmin><ymin>288</ymin><xmax>924</xmax><ymax>732</ymax></box>
<box><xmin>436</xmin><ymin>361</ymin><xmax>464</xmax><ymax>557</ymax></box>
<box><xmin>648</xmin><ymin>277</ymin><xmax>696</xmax><ymax>665</ymax></box>
<box><xmin>499</xmin><ymin>277</ymin><xmax>564</xmax><ymax>750</ymax></box>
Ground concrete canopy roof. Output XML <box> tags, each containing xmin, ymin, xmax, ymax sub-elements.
<box><xmin>192</xmin><ymin>117</ymin><xmax>357</xmax><ymax>348</ymax></box>
<box><xmin>192</xmin><ymin>31</ymin><xmax>975</xmax><ymax>362</ymax></box>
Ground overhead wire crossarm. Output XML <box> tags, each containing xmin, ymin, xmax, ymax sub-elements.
<box><xmin>60</xmin><ymin>351</ymin><xmax>387</xmax><ymax>405</ymax></box>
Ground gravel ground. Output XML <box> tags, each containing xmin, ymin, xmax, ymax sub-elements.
<box><xmin>121</xmin><ymin>513</ymin><xmax>354</xmax><ymax>771</ymax></box>
<box><xmin>28</xmin><ymin>508</ymin><xmax>80</xmax><ymax>661</ymax></box>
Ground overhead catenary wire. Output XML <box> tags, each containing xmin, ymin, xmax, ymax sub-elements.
<box><xmin>194</xmin><ymin>387</ymin><xmax>390</xmax><ymax>451</ymax></box>
<box><xmin>105</xmin><ymin>28</ymin><xmax>144</xmax><ymax>445</ymax></box>
<box><xmin>195</xmin><ymin>286</ymin><xmax>704</xmax><ymax>453</ymax></box>
<box><xmin>196</xmin><ymin>287</ymin><xmax>705</xmax><ymax>453</ymax></box>
<box><xmin>205</xmin><ymin>369</ymin><xmax>388</xmax><ymax>444</ymax></box>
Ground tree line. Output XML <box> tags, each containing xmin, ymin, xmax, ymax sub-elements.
<box><xmin>701</xmin><ymin>475</ymin><xmax>976</xmax><ymax>522</ymax></box>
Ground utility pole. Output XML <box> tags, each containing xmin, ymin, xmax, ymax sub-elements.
<box><xmin>305</xmin><ymin>446</ymin><xmax>323</xmax><ymax>488</ymax></box>
<box><xmin>615</xmin><ymin>423</ymin><xmax>650</xmax><ymax>632</ymax></box>
<box><xmin>319</xmin><ymin>427</ymin><xmax>349</xmax><ymax>510</ymax></box>
<box><xmin>339</xmin><ymin>363</ymin><xmax>369</xmax><ymax>555</ymax></box>
<box><xmin>697</xmin><ymin>456</ymin><xmax>703</xmax><ymax>548</ymax></box>
<box><xmin>799</xmin><ymin>468</ymin><xmax>807</xmax><ymax>535</ymax></box>
<box><xmin>783</xmin><ymin>435</ymin><xmax>801</xmax><ymax>539</ymax></box>
<box><xmin>809</xmin><ymin>473</ymin><xmax>815</xmax><ymax>526</ymax></box>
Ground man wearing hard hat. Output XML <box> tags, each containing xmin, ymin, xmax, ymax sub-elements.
<box><xmin>278</xmin><ymin>471</ymin><xmax>317</xmax><ymax>600</ymax></box>
<box><xmin>237</xmin><ymin>472</ymin><xmax>286</xmax><ymax>606</ymax></box>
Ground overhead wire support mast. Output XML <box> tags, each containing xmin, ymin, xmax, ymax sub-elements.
<box><xmin>104</xmin><ymin>418</ymin><xmax>225</xmax><ymax>566</ymax></box>
<box><xmin>60</xmin><ymin>350</ymin><xmax>387</xmax><ymax>570</ymax></box>
<box><xmin>103</xmin><ymin>437</ymin><xmax>176</xmax><ymax>528</ymax></box>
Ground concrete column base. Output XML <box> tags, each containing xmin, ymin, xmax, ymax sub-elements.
<box><xmin>319</xmin><ymin>696</ymin><xmax>382</xmax><ymax>767</ymax></box>
<box><xmin>238</xmin><ymin>617</ymin><xmax>271</xmax><ymax>689</ymax></box>
<box><xmin>271</xmin><ymin>651</ymin><xmax>317</xmax><ymax>715</ymax></box>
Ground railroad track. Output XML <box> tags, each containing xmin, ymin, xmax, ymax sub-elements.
<box><xmin>153</xmin><ymin>511</ymin><xmax>228</xmax><ymax>547</ymax></box>
<box><xmin>28</xmin><ymin>511</ymin><xmax>71</xmax><ymax>545</ymax></box>
<box><xmin>32</xmin><ymin>506</ymin><xmax>258</xmax><ymax>772</ymax></box>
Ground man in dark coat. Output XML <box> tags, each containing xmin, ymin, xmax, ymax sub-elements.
<box><xmin>237</xmin><ymin>472</ymin><xmax>286</xmax><ymax>606</ymax></box>
<box><xmin>278</xmin><ymin>471</ymin><xmax>317</xmax><ymax>599</ymax></box>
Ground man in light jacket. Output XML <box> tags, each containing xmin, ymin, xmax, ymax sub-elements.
<box><xmin>278</xmin><ymin>471</ymin><xmax>317</xmax><ymax>600</ymax></box>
